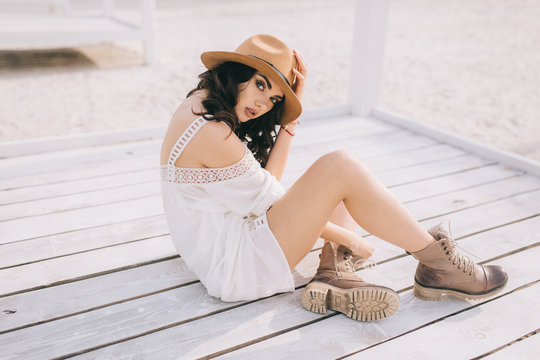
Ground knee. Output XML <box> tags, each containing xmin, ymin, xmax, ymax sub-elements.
<box><xmin>317</xmin><ymin>150</ymin><xmax>365</xmax><ymax>172</ymax></box>
<box><xmin>321</xmin><ymin>150</ymin><xmax>352</xmax><ymax>163</ymax></box>
<box><xmin>318</xmin><ymin>150</ymin><xmax>370</xmax><ymax>176</ymax></box>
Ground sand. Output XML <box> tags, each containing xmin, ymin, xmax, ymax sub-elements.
<box><xmin>0</xmin><ymin>0</ymin><xmax>539</xmax><ymax>161</ymax></box>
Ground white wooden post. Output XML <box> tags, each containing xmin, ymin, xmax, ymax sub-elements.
<box><xmin>140</xmin><ymin>0</ymin><xmax>155</xmax><ymax>65</ymax></box>
<box><xmin>349</xmin><ymin>0</ymin><xmax>390</xmax><ymax>116</ymax></box>
<box><xmin>102</xmin><ymin>0</ymin><xmax>114</xmax><ymax>17</ymax></box>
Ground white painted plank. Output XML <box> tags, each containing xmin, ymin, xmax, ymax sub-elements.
<box><xmin>0</xmin><ymin>156</ymin><xmax>157</xmax><ymax>190</ymax></box>
<box><xmin>0</xmin><ymin>131</ymin><xmax>427</xmax><ymax>204</ymax></box>
<box><xmin>0</xmin><ymin>115</ymin><xmax>394</xmax><ymax>188</ymax></box>
<box><xmin>292</xmin><ymin>143</ymin><xmax>467</xmax><ymax>174</ymax></box>
<box><xmin>1</xmin><ymin>148</ymin><xmax>501</xmax><ymax>222</ymax></box>
<box><xmin>0</xmin><ymin>215</ymin><xmax>167</xmax><ymax>269</ymax></box>
<box><xmin>2</xmin><ymin>166</ymin><xmax>522</xmax><ymax>269</ymax></box>
<box><xmin>71</xmin><ymin>238</ymin><xmax>539</xmax><ymax>360</ymax></box>
<box><xmin>372</xmin><ymin>154</ymin><xmax>495</xmax><ymax>187</ymax></box>
<box><xmin>0</xmin><ymin>219</ymin><xmax>528</xmax><ymax>358</ymax></box>
<box><xmin>12</xmin><ymin>179</ymin><xmax>155</xmax><ymax>218</ymax></box>
<box><xmin>0</xmin><ymin>145</ymin><xmax>473</xmax><ymax>244</ymax></box>
<box><xmin>402</xmin><ymin>174</ymin><xmax>540</xmax><ymax>220</ymax></box>
<box><xmin>0</xmin><ymin>168</ymin><xmax>159</xmax><ymax>205</ymax></box>
<box><xmin>0</xmin><ymin>250</ymin><xmax>318</xmax><ymax>337</ymax></box>
<box><xmin>0</xmin><ymin>182</ymin><xmax>161</xmax><ymax>221</ymax></box>
<box><xmin>292</xmin><ymin>128</ymin><xmax>436</xmax><ymax>159</ymax></box>
<box><xmin>4</xmin><ymin>171</ymin><xmax>539</xmax><ymax>296</ymax></box>
<box><xmin>210</xmin><ymin>250</ymin><xmax>540</xmax><ymax>360</ymax></box>
<box><xmin>349</xmin><ymin>216</ymin><xmax>540</xmax><ymax>294</ymax></box>
<box><xmin>0</xmin><ymin>126</ymin><xmax>165</xmax><ymax>158</ymax></box>
<box><xmin>0</xmin><ymin>196</ymin><xmax>163</xmax><ymax>244</ymax></box>
<box><xmin>8</xmin><ymin>214</ymin><xmax>537</xmax><ymax>355</ymax></box>
<box><xmin>0</xmin><ymin>235</ymin><xmax>176</xmax><ymax>297</ymax></box>
<box><xmin>424</xmin><ymin>189</ymin><xmax>540</xmax><ymax>238</ymax></box>
<box><xmin>0</xmin><ymin>140</ymin><xmax>160</xmax><ymax>179</ymax></box>
<box><xmin>0</xmin><ymin>250</ymin><xmax>315</xmax><ymax>360</ymax></box>
<box><xmin>390</xmin><ymin>165</ymin><xmax>525</xmax><ymax>202</ymax></box>
<box><xmin>0</xmin><ymin>258</ymin><xmax>196</xmax><ymax>333</ymax></box>
<box><xmin>284</xmin><ymin>153</ymin><xmax>493</xmax><ymax>189</ymax></box>
<box><xmin>294</xmin><ymin>128</ymin><xmax>415</xmax><ymax>153</ymax></box>
<box><xmin>484</xmin><ymin>332</ymin><xmax>540</xmax><ymax>360</ymax></box>
<box><xmin>374</xmin><ymin>109</ymin><xmax>540</xmax><ymax>178</ymax></box>
<box><xmin>347</xmin><ymin>285</ymin><xmax>540</xmax><ymax>359</ymax></box>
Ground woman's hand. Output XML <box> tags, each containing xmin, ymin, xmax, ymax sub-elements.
<box><xmin>292</xmin><ymin>49</ymin><xmax>307</xmax><ymax>100</ymax></box>
<box><xmin>349</xmin><ymin>237</ymin><xmax>375</xmax><ymax>259</ymax></box>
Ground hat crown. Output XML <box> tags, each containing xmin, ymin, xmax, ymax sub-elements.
<box><xmin>199</xmin><ymin>34</ymin><xmax>302</xmax><ymax>124</ymax></box>
<box><xmin>235</xmin><ymin>34</ymin><xmax>296</xmax><ymax>87</ymax></box>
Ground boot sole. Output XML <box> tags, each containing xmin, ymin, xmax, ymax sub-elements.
<box><xmin>414</xmin><ymin>280</ymin><xmax>508</xmax><ymax>301</ymax></box>
<box><xmin>301</xmin><ymin>282</ymin><xmax>400</xmax><ymax>322</ymax></box>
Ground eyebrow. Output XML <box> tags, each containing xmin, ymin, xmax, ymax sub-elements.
<box><xmin>258</xmin><ymin>73</ymin><xmax>284</xmax><ymax>100</ymax></box>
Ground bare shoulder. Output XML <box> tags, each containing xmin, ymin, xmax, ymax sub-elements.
<box><xmin>161</xmin><ymin>92</ymin><xmax>245</xmax><ymax>168</ymax></box>
<box><xmin>194</xmin><ymin>120</ymin><xmax>246</xmax><ymax>168</ymax></box>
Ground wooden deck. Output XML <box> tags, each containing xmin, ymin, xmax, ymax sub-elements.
<box><xmin>1</xmin><ymin>114</ymin><xmax>539</xmax><ymax>359</ymax></box>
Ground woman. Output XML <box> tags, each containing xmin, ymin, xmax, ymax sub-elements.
<box><xmin>160</xmin><ymin>34</ymin><xmax>507</xmax><ymax>322</ymax></box>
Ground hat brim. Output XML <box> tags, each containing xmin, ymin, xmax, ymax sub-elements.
<box><xmin>201</xmin><ymin>51</ymin><xmax>302</xmax><ymax>125</ymax></box>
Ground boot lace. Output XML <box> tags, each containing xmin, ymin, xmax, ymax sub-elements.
<box><xmin>441</xmin><ymin>221</ymin><xmax>478</xmax><ymax>275</ymax></box>
<box><xmin>343</xmin><ymin>250</ymin><xmax>376</xmax><ymax>272</ymax></box>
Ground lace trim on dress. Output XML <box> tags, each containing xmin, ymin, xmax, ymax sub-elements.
<box><xmin>168</xmin><ymin>116</ymin><xmax>207</xmax><ymax>166</ymax></box>
<box><xmin>160</xmin><ymin>145</ymin><xmax>256</xmax><ymax>184</ymax></box>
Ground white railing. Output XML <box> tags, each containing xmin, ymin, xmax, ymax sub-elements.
<box><xmin>0</xmin><ymin>0</ymin><xmax>155</xmax><ymax>64</ymax></box>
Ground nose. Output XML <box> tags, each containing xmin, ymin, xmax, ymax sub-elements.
<box><xmin>256</xmin><ymin>96</ymin><xmax>270</xmax><ymax>112</ymax></box>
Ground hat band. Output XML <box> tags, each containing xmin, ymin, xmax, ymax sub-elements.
<box><xmin>248</xmin><ymin>55</ymin><xmax>291</xmax><ymax>87</ymax></box>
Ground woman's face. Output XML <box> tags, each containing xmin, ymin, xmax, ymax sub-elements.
<box><xmin>235</xmin><ymin>72</ymin><xmax>284</xmax><ymax>123</ymax></box>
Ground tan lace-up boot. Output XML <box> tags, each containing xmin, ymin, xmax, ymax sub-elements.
<box><xmin>411</xmin><ymin>223</ymin><xmax>508</xmax><ymax>301</ymax></box>
<box><xmin>301</xmin><ymin>242</ymin><xmax>400</xmax><ymax>321</ymax></box>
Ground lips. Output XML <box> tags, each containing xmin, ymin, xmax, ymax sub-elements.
<box><xmin>245</xmin><ymin>107</ymin><xmax>257</xmax><ymax>119</ymax></box>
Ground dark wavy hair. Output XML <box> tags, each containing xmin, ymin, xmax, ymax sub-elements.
<box><xmin>186</xmin><ymin>62</ymin><xmax>284</xmax><ymax>167</ymax></box>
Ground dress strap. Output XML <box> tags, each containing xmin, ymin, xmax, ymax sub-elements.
<box><xmin>167</xmin><ymin>116</ymin><xmax>208</xmax><ymax>166</ymax></box>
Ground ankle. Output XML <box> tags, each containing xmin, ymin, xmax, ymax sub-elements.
<box><xmin>407</xmin><ymin>233</ymin><xmax>437</xmax><ymax>253</ymax></box>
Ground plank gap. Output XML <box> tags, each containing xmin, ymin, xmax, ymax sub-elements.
<box><xmin>2</xmin><ymin>165</ymin><xmax>159</xmax><ymax>191</ymax></box>
<box><xmin>0</xmin><ymin>233</ymin><xmax>169</xmax><ymax>271</ymax></box>
<box><xmin>0</xmin><ymin>193</ymin><xmax>160</xmax><ymax>223</ymax></box>
<box><xmin>66</xmin><ymin>242</ymin><xmax>539</xmax><ymax>359</ymax></box>
<box><xmin>0</xmin><ymin>281</ymin><xmax>197</xmax><ymax>336</ymax></box>
<box><xmin>398</xmin><ymin>173</ymin><xmax>524</xmax><ymax>203</ymax></box>
<box><xmin>0</xmin><ymin>255</ymin><xmax>179</xmax><ymax>299</ymax></box>
<box><xmin>0</xmin><ymin>213</ymin><xmax>162</xmax><ymax>246</ymax></box>
<box><xmin>386</xmin><ymin>161</ymin><xmax>499</xmax><ymax>187</ymax></box>
<box><xmin>471</xmin><ymin>328</ymin><xmax>540</xmax><ymax>360</ymax></box>
<box><xmin>1</xmin><ymin>179</ymin><xmax>158</xmax><ymax>206</ymax></box>
<box><xmin>336</xmin><ymin>279</ymin><xmax>540</xmax><ymax>360</ymax></box>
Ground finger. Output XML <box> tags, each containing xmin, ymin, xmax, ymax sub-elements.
<box><xmin>293</xmin><ymin>49</ymin><xmax>307</xmax><ymax>68</ymax></box>
<box><xmin>294</xmin><ymin>50</ymin><xmax>307</xmax><ymax>68</ymax></box>
<box><xmin>292</xmin><ymin>68</ymin><xmax>305</xmax><ymax>79</ymax></box>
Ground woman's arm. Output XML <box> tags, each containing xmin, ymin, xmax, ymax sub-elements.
<box><xmin>264</xmin><ymin>49</ymin><xmax>307</xmax><ymax>181</ymax></box>
<box><xmin>264</xmin><ymin>121</ymin><xmax>298</xmax><ymax>180</ymax></box>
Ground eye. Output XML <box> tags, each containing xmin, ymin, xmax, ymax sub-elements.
<box><xmin>256</xmin><ymin>80</ymin><xmax>265</xmax><ymax>90</ymax></box>
<box><xmin>271</xmin><ymin>97</ymin><xmax>278</xmax><ymax>104</ymax></box>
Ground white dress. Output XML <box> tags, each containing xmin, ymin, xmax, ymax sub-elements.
<box><xmin>160</xmin><ymin>116</ymin><xmax>295</xmax><ymax>301</ymax></box>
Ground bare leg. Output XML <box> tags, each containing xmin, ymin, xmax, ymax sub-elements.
<box><xmin>267</xmin><ymin>150</ymin><xmax>435</xmax><ymax>269</ymax></box>
<box><xmin>328</xmin><ymin>202</ymin><xmax>356</xmax><ymax>231</ymax></box>
<box><xmin>323</xmin><ymin>203</ymin><xmax>375</xmax><ymax>259</ymax></box>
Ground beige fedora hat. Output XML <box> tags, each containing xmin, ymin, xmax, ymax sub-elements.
<box><xmin>201</xmin><ymin>34</ymin><xmax>302</xmax><ymax>125</ymax></box>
